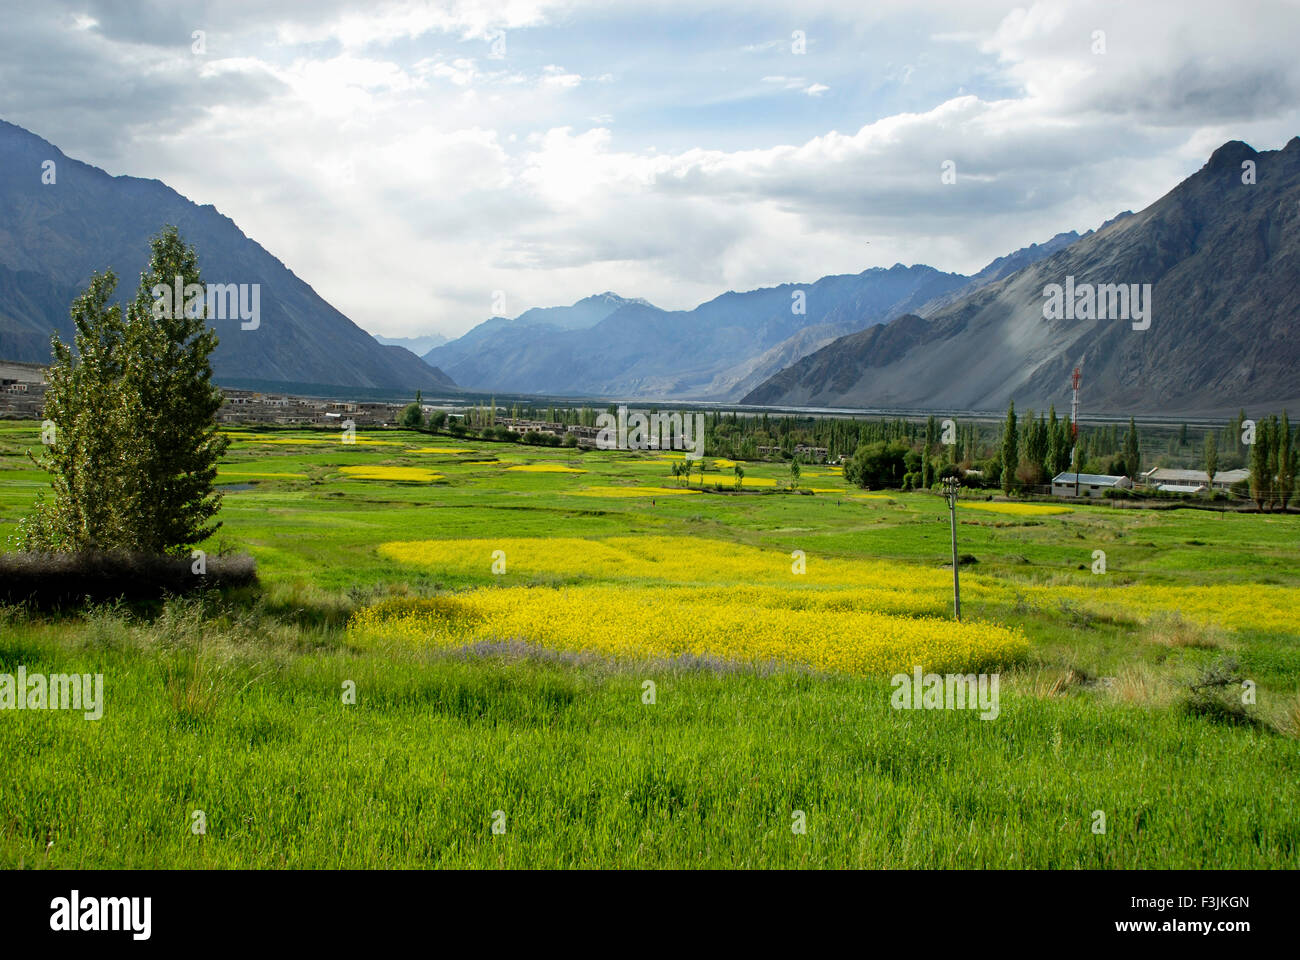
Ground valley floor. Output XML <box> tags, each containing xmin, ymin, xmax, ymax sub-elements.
<box><xmin>1</xmin><ymin>422</ymin><xmax>1296</xmax><ymax>868</ymax></box>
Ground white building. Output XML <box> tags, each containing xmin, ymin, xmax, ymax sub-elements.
<box><xmin>1140</xmin><ymin>467</ymin><xmax>1248</xmax><ymax>492</ymax></box>
<box><xmin>1051</xmin><ymin>472</ymin><xmax>1133</xmax><ymax>498</ymax></box>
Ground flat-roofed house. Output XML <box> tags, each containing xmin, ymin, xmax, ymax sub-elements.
<box><xmin>1141</xmin><ymin>467</ymin><xmax>1250</xmax><ymax>492</ymax></box>
<box><xmin>1051</xmin><ymin>472</ymin><xmax>1132</xmax><ymax>498</ymax></box>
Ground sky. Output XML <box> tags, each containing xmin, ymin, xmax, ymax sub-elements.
<box><xmin>1</xmin><ymin>0</ymin><xmax>1298</xmax><ymax>340</ymax></box>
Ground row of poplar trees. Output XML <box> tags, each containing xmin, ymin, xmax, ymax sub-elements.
<box><xmin>1246</xmin><ymin>413</ymin><xmax>1297</xmax><ymax>512</ymax></box>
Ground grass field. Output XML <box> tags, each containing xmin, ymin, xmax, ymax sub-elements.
<box><xmin>1</xmin><ymin>420</ymin><xmax>1297</xmax><ymax>868</ymax></box>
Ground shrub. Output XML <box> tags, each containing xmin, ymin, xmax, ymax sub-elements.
<box><xmin>0</xmin><ymin>551</ymin><xmax>257</xmax><ymax>607</ymax></box>
<box><xmin>1180</xmin><ymin>657</ymin><xmax>1260</xmax><ymax>727</ymax></box>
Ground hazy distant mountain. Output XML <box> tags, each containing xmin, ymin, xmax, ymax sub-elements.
<box><xmin>373</xmin><ymin>332</ymin><xmax>448</xmax><ymax>356</ymax></box>
<box><xmin>420</xmin><ymin>292</ymin><xmax>652</xmax><ymax>383</ymax></box>
<box><xmin>743</xmin><ymin>139</ymin><xmax>1300</xmax><ymax>416</ymax></box>
<box><xmin>423</xmin><ymin>261</ymin><xmax>1060</xmax><ymax>399</ymax></box>
<box><xmin>0</xmin><ymin>120</ymin><xmax>456</xmax><ymax>393</ymax></box>
<box><xmin>512</xmin><ymin>291</ymin><xmax>653</xmax><ymax>331</ymax></box>
<box><xmin>911</xmin><ymin>230</ymin><xmax>1084</xmax><ymax>317</ymax></box>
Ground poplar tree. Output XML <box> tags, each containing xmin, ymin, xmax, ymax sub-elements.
<box><xmin>1001</xmin><ymin>400</ymin><xmax>1018</xmax><ymax>495</ymax></box>
<box><xmin>23</xmin><ymin>272</ymin><xmax>135</xmax><ymax>549</ymax></box>
<box><xmin>1264</xmin><ymin>415</ymin><xmax>1281</xmax><ymax>511</ymax></box>
<box><xmin>121</xmin><ymin>227</ymin><xmax>228</xmax><ymax>552</ymax></box>
<box><xmin>1249</xmin><ymin>418</ymin><xmax>1272</xmax><ymax>511</ymax></box>
<box><xmin>25</xmin><ymin>227</ymin><xmax>228</xmax><ymax>555</ymax></box>
<box><xmin>1280</xmin><ymin>412</ymin><xmax>1295</xmax><ymax>509</ymax></box>
<box><xmin>1123</xmin><ymin>418</ymin><xmax>1140</xmax><ymax>478</ymax></box>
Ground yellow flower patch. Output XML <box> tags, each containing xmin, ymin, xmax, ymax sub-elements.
<box><xmin>347</xmin><ymin>586</ymin><xmax>1029</xmax><ymax>678</ymax></box>
<box><xmin>339</xmin><ymin>465</ymin><xmax>444</xmax><ymax>483</ymax></box>
<box><xmin>506</xmin><ymin>464</ymin><xmax>587</xmax><ymax>473</ymax></box>
<box><xmin>959</xmin><ymin>502</ymin><xmax>1073</xmax><ymax>516</ymax></box>
<box><xmin>573</xmin><ymin>486</ymin><xmax>702</xmax><ymax>497</ymax></box>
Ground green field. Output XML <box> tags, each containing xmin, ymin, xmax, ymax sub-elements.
<box><xmin>1</xmin><ymin>420</ymin><xmax>1297</xmax><ymax>868</ymax></box>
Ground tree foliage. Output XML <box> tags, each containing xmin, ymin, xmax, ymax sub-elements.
<box><xmin>24</xmin><ymin>227</ymin><xmax>228</xmax><ymax>555</ymax></box>
<box><xmin>1000</xmin><ymin>401</ymin><xmax>1017</xmax><ymax>495</ymax></box>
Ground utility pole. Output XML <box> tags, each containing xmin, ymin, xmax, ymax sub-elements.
<box><xmin>943</xmin><ymin>476</ymin><xmax>962</xmax><ymax>622</ymax></box>
<box><xmin>1071</xmin><ymin>360</ymin><xmax>1083</xmax><ymax>497</ymax></box>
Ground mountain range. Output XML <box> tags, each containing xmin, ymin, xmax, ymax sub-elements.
<box><xmin>421</xmin><ymin>244</ymin><xmax>1078</xmax><ymax>401</ymax></box>
<box><xmin>3</xmin><ymin>119</ymin><xmax>1296</xmax><ymax>417</ymax></box>
<box><xmin>373</xmin><ymin>332</ymin><xmax>448</xmax><ymax>356</ymax></box>
<box><xmin>742</xmin><ymin>139</ymin><xmax>1300</xmax><ymax>416</ymax></box>
<box><xmin>0</xmin><ymin>120</ymin><xmax>456</xmax><ymax>394</ymax></box>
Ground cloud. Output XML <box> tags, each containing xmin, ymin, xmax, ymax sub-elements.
<box><xmin>0</xmin><ymin>0</ymin><xmax>1297</xmax><ymax>339</ymax></box>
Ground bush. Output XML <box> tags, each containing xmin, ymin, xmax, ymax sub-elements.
<box><xmin>1180</xmin><ymin>658</ymin><xmax>1260</xmax><ymax>728</ymax></box>
<box><xmin>0</xmin><ymin>551</ymin><xmax>258</xmax><ymax>607</ymax></box>
<box><xmin>522</xmin><ymin>430</ymin><xmax>562</xmax><ymax>447</ymax></box>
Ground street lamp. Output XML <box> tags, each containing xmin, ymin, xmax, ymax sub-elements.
<box><xmin>943</xmin><ymin>476</ymin><xmax>962</xmax><ymax>622</ymax></box>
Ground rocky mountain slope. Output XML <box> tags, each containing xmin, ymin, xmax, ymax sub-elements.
<box><xmin>743</xmin><ymin>139</ymin><xmax>1300</xmax><ymax>416</ymax></box>
<box><xmin>0</xmin><ymin>120</ymin><xmax>455</xmax><ymax>393</ymax></box>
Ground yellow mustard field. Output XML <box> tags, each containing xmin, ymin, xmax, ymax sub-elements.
<box><xmin>373</xmin><ymin>535</ymin><xmax>1300</xmax><ymax>641</ymax></box>
<box><xmin>574</xmin><ymin>486</ymin><xmax>702</xmax><ymax>497</ymax></box>
<box><xmin>361</xmin><ymin>534</ymin><xmax>1029</xmax><ymax>674</ymax></box>
<box><xmin>1046</xmin><ymin>582</ymin><xmax>1299</xmax><ymax>634</ymax></box>
<box><xmin>347</xmin><ymin>587</ymin><xmax>1030</xmax><ymax>677</ymax></box>
<box><xmin>959</xmin><ymin>502</ymin><xmax>1074</xmax><ymax>516</ymax></box>
<box><xmin>339</xmin><ymin>465</ymin><xmax>444</xmax><ymax>482</ymax></box>
<box><xmin>377</xmin><ymin>534</ymin><xmax>989</xmax><ymax>591</ymax></box>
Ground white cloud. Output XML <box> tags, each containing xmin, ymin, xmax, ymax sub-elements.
<box><xmin>540</xmin><ymin>65</ymin><xmax>582</xmax><ymax>88</ymax></box>
<box><xmin>2</xmin><ymin>0</ymin><xmax>1297</xmax><ymax>340</ymax></box>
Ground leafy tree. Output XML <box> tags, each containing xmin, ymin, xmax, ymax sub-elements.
<box><xmin>844</xmin><ymin>440</ymin><xmax>908</xmax><ymax>489</ymax></box>
<box><xmin>23</xmin><ymin>272</ymin><xmax>134</xmax><ymax>549</ymax></box>
<box><xmin>1264</xmin><ymin>415</ymin><xmax>1281</xmax><ymax>510</ymax></box>
<box><xmin>1249</xmin><ymin>418</ymin><xmax>1272</xmax><ymax>511</ymax></box>
<box><xmin>1045</xmin><ymin>406</ymin><xmax>1060</xmax><ymax>479</ymax></box>
<box><xmin>1280</xmin><ymin>411</ymin><xmax>1296</xmax><ymax>509</ymax></box>
<box><xmin>1025</xmin><ymin>410</ymin><xmax>1047</xmax><ymax>481</ymax></box>
<box><xmin>789</xmin><ymin>457</ymin><xmax>801</xmax><ymax>489</ymax></box>
<box><xmin>734</xmin><ymin>464</ymin><xmax>744</xmax><ymax>490</ymax></box>
<box><xmin>1123</xmin><ymin>417</ymin><xmax>1140</xmax><ymax>479</ymax></box>
<box><xmin>400</xmin><ymin>403</ymin><xmax>425</xmax><ymax>429</ymax></box>
<box><xmin>428</xmin><ymin>410</ymin><xmax>447</xmax><ymax>432</ymax></box>
<box><xmin>1051</xmin><ymin>415</ymin><xmax>1072</xmax><ymax>477</ymax></box>
<box><xmin>1000</xmin><ymin>400</ymin><xmax>1018</xmax><ymax>495</ymax></box>
<box><xmin>1204</xmin><ymin>431</ymin><xmax>1218</xmax><ymax>490</ymax></box>
<box><xmin>26</xmin><ymin>227</ymin><xmax>228</xmax><ymax>554</ymax></box>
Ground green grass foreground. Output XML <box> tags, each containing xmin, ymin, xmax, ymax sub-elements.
<box><xmin>0</xmin><ymin>421</ymin><xmax>1297</xmax><ymax>868</ymax></box>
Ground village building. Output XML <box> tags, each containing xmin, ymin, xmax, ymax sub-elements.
<box><xmin>1051</xmin><ymin>472</ymin><xmax>1133</xmax><ymax>498</ymax></box>
<box><xmin>1140</xmin><ymin>467</ymin><xmax>1248</xmax><ymax>492</ymax></box>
